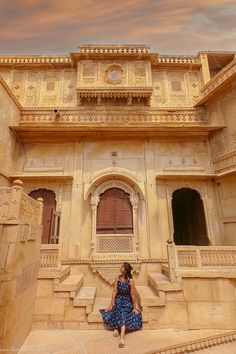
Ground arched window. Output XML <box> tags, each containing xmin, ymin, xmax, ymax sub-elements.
<box><xmin>29</xmin><ymin>189</ymin><xmax>60</xmax><ymax>244</ymax></box>
<box><xmin>97</xmin><ymin>188</ymin><xmax>133</xmax><ymax>234</ymax></box>
<box><xmin>172</xmin><ymin>188</ymin><xmax>209</xmax><ymax>246</ymax></box>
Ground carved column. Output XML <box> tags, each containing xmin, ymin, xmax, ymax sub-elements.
<box><xmin>130</xmin><ymin>196</ymin><xmax>139</xmax><ymax>254</ymax></box>
<box><xmin>36</xmin><ymin>197</ymin><xmax>44</xmax><ymax>225</ymax></box>
<box><xmin>90</xmin><ymin>195</ymin><xmax>99</xmax><ymax>258</ymax></box>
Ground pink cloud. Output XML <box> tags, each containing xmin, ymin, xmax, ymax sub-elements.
<box><xmin>0</xmin><ymin>0</ymin><xmax>235</xmax><ymax>54</ymax></box>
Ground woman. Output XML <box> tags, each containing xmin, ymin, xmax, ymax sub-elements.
<box><xmin>99</xmin><ymin>262</ymin><xmax>142</xmax><ymax>348</ymax></box>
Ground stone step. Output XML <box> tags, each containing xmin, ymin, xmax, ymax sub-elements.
<box><xmin>38</xmin><ymin>265</ymin><xmax>71</xmax><ymax>280</ymax></box>
<box><xmin>148</xmin><ymin>273</ymin><xmax>182</xmax><ymax>292</ymax></box>
<box><xmin>54</xmin><ymin>274</ymin><xmax>83</xmax><ymax>298</ymax></box>
<box><xmin>161</xmin><ymin>264</ymin><xmax>170</xmax><ymax>278</ymax></box>
<box><xmin>73</xmin><ymin>286</ymin><xmax>97</xmax><ymax>314</ymax></box>
<box><xmin>136</xmin><ymin>285</ymin><xmax>165</xmax><ymax>307</ymax></box>
<box><xmin>88</xmin><ymin>297</ymin><xmax>110</xmax><ymax>323</ymax></box>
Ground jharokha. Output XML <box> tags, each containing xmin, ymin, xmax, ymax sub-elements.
<box><xmin>1</xmin><ymin>44</ymin><xmax>236</xmax><ymax>352</ymax></box>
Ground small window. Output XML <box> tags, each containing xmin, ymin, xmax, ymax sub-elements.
<box><xmin>106</xmin><ymin>64</ymin><xmax>122</xmax><ymax>84</ymax></box>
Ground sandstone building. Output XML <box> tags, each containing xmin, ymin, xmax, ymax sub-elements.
<box><xmin>1</xmin><ymin>44</ymin><xmax>236</xmax><ymax>352</ymax></box>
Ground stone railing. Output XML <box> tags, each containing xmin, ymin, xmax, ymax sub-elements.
<box><xmin>196</xmin><ymin>57</ymin><xmax>236</xmax><ymax>105</ymax></box>
<box><xmin>167</xmin><ymin>242</ymin><xmax>236</xmax><ymax>281</ymax></box>
<box><xmin>40</xmin><ymin>244</ymin><xmax>61</xmax><ymax>269</ymax></box>
<box><xmin>19</xmin><ymin>107</ymin><xmax>207</xmax><ymax>125</ymax></box>
<box><xmin>0</xmin><ymin>55</ymin><xmax>71</xmax><ymax>65</ymax></box>
<box><xmin>0</xmin><ymin>179</ymin><xmax>43</xmax><ymax>224</ymax></box>
<box><xmin>157</xmin><ymin>55</ymin><xmax>199</xmax><ymax>65</ymax></box>
<box><xmin>79</xmin><ymin>44</ymin><xmax>150</xmax><ymax>54</ymax></box>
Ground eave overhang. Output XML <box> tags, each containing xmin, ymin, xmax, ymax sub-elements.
<box><xmin>9</xmin><ymin>124</ymin><xmax>225</xmax><ymax>143</ymax></box>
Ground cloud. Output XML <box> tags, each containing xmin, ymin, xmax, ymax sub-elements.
<box><xmin>0</xmin><ymin>0</ymin><xmax>235</xmax><ymax>54</ymax></box>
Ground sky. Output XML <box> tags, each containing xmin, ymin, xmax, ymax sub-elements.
<box><xmin>0</xmin><ymin>0</ymin><xmax>236</xmax><ymax>55</ymax></box>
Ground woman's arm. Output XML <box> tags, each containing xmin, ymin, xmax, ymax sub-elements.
<box><xmin>105</xmin><ymin>277</ymin><xmax>118</xmax><ymax>312</ymax></box>
<box><xmin>130</xmin><ymin>279</ymin><xmax>140</xmax><ymax>312</ymax></box>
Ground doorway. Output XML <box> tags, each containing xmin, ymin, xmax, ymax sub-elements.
<box><xmin>29</xmin><ymin>189</ymin><xmax>59</xmax><ymax>244</ymax></box>
<box><xmin>172</xmin><ymin>188</ymin><xmax>209</xmax><ymax>245</ymax></box>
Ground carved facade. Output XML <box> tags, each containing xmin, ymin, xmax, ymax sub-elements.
<box><xmin>1</xmin><ymin>44</ymin><xmax>236</xmax><ymax>338</ymax></box>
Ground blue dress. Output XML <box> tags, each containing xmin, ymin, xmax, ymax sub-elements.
<box><xmin>99</xmin><ymin>276</ymin><xmax>142</xmax><ymax>330</ymax></box>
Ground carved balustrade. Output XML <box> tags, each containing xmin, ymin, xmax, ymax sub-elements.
<box><xmin>19</xmin><ymin>107</ymin><xmax>207</xmax><ymax>125</ymax></box>
<box><xmin>167</xmin><ymin>243</ymin><xmax>236</xmax><ymax>281</ymax></box>
<box><xmin>157</xmin><ymin>55</ymin><xmax>199</xmax><ymax>65</ymax></box>
<box><xmin>39</xmin><ymin>244</ymin><xmax>61</xmax><ymax>269</ymax></box>
<box><xmin>0</xmin><ymin>55</ymin><xmax>71</xmax><ymax>65</ymax></box>
<box><xmin>0</xmin><ymin>179</ymin><xmax>43</xmax><ymax>224</ymax></box>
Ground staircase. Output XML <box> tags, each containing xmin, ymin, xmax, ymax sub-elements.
<box><xmin>34</xmin><ymin>265</ymin><xmax>183</xmax><ymax>330</ymax></box>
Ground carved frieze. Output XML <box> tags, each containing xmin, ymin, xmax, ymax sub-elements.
<box><xmin>19</xmin><ymin>107</ymin><xmax>207</xmax><ymax>125</ymax></box>
<box><xmin>89</xmin><ymin>261</ymin><xmax>141</xmax><ymax>285</ymax></box>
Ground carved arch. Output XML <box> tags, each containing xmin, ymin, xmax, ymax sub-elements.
<box><xmin>89</xmin><ymin>178</ymin><xmax>141</xmax><ymax>260</ymax></box>
<box><xmin>84</xmin><ymin>167</ymin><xmax>145</xmax><ymax>201</ymax></box>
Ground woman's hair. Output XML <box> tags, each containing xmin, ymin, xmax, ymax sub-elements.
<box><xmin>123</xmin><ymin>262</ymin><xmax>133</xmax><ymax>279</ymax></box>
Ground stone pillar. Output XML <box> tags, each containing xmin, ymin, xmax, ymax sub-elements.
<box><xmin>36</xmin><ymin>197</ymin><xmax>44</xmax><ymax>226</ymax></box>
<box><xmin>199</xmin><ymin>53</ymin><xmax>211</xmax><ymax>85</ymax></box>
<box><xmin>68</xmin><ymin>142</ymin><xmax>84</xmax><ymax>259</ymax></box>
<box><xmin>144</xmin><ymin>141</ymin><xmax>160</xmax><ymax>258</ymax></box>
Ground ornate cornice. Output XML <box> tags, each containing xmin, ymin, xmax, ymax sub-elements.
<box><xmin>61</xmin><ymin>258</ymin><xmax>167</xmax><ymax>264</ymax></box>
<box><xmin>156</xmin><ymin>173</ymin><xmax>215</xmax><ymax>180</ymax></box>
<box><xmin>195</xmin><ymin>57</ymin><xmax>236</xmax><ymax>105</ymax></box>
<box><xmin>78</xmin><ymin>44</ymin><xmax>150</xmax><ymax>54</ymax></box>
<box><xmin>0</xmin><ymin>55</ymin><xmax>72</xmax><ymax>67</ymax></box>
<box><xmin>213</xmin><ymin>149</ymin><xmax>236</xmax><ymax>163</ymax></box>
<box><xmin>9</xmin><ymin>174</ymin><xmax>73</xmax><ymax>182</ymax></box>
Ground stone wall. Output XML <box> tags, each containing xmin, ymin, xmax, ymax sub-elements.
<box><xmin>0</xmin><ymin>181</ymin><xmax>43</xmax><ymax>354</ymax></box>
<box><xmin>208</xmin><ymin>88</ymin><xmax>236</xmax><ymax>245</ymax></box>
<box><xmin>0</xmin><ymin>77</ymin><xmax>21</xmax><ymax>186</ymax></box>
<box><xmin>13</xmin><ymin>137</ymin><xmax>223</xmax><ymax>262</ymax></box>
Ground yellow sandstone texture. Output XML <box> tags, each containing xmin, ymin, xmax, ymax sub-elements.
<box><xmin>1</xmin><ymin>44</ymin><xmax>236</xmax><ymax>352</ymax></box>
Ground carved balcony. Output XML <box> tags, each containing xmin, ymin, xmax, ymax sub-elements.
<box><xmin>195</xmin><ymin>56</ymin><xmax>236</xmax><ymax>105</ymax></box>
<box><xmin>76</xmin><ymin>86</ymin><xmax>153</xmax><ymax>105</ymax></box>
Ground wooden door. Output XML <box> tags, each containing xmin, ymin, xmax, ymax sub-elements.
<box><xmin>97</xmin><ymin>188</ymin><xmax>133</xmax><ymax>234</ymax></box>
<box><xmin>29</xmin><ymin>189</ymin><xmax>56</xmax><ymax>244</ymax></box>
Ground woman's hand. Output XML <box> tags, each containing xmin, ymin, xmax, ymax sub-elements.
<box><xmin>105</xmin><ymin>305</ymin><xmax>113</xmax><ymax>312</ymax></box>
<box><xmin>132</xmin><ymin>308</ymin><xmax>140</xmax><ymax>314</ymax></box>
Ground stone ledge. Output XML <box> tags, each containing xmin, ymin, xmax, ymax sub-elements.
<box><xmin>147</xmin><ymin>330</ymin><xmax>236</xmax><ymax>354</ymax></box>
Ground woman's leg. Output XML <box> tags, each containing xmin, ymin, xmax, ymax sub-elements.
<box><xmin>120</xmin><ymin>325</ymin><xmax>125</xmax><ymax>338</ymax></box>
<box><xmin>113</xmin><ymin>328</ymin><xmax>119</xmax><ymax>337</ymax></box>
<box><xmin>119</xmin><ymin>325</ymin><xmax>126</xmax><ymax>347</ymax></box>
